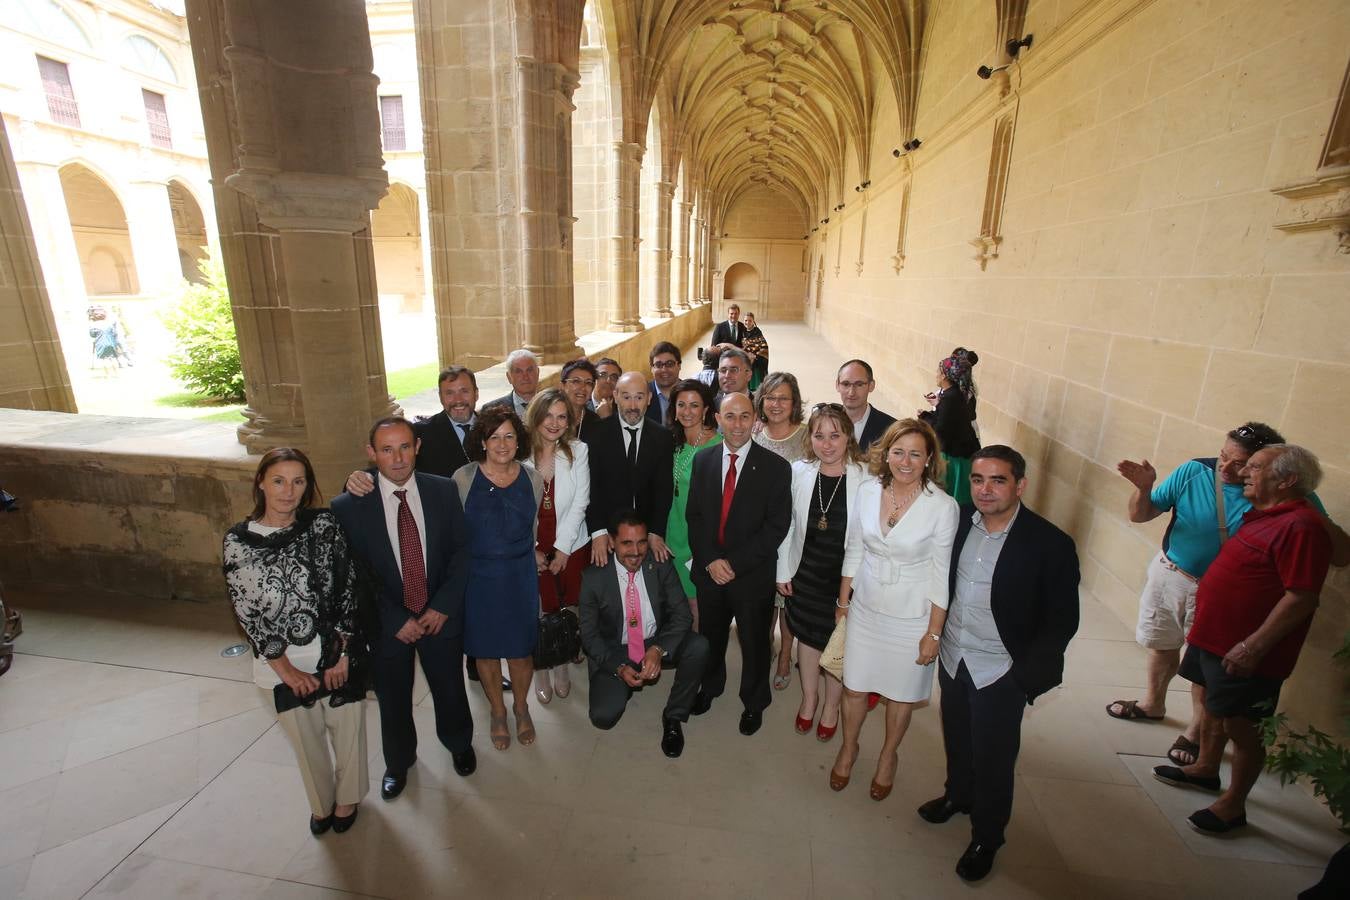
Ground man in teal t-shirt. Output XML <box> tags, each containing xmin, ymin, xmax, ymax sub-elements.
<box><xmin>1104</xmin><ymin>422</ymin><xmax>1347</xmax><ymax>766</ymax></box>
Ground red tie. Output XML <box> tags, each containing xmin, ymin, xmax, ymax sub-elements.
<box><xmin>394</xmin><ymin>490</ymin><xmax>428</xmax><ymax>615</ymax></box>
<box><xmin>718</xmin><ymin>453</ymin><xmax>738</xmax><ymax>545</ymax></box>
<box><xmin>625</xmin><ymin>571</ymin><xmax>645</xmax><ymax>665</ymax></box>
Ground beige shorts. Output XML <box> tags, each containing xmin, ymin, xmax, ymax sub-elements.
<box><xmin>1135</xmin><ymin>553</ymin><xmax>1198</xmax><ymax>651</ymax></box>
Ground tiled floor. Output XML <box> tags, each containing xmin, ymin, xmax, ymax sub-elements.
<box><xmin>0</xmin><ymin>324</ymin><xmax>1341</xmax><ymax>899</ymax></box>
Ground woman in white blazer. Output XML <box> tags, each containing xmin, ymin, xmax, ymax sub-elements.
<box><xmin>776</xmin><ymin>404</ymin><xmax>869</xmax><ymax>742</ymax></box>
<box><xmin>523</xmin><ymin>388</ymin><xmax>591</xmax><ymax>704</ymax></box>
<box><xmin>830</xmin><ymin>418</ymin><xmax>958</xmax><ymax>802</ymax></box>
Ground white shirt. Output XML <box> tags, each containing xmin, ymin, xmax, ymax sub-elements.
<box><xmin>852</xmin><ymin>406</ymin><xmax>872</xmax><ymax>444</ymax></box>
<box><xmin>511</xmin><ymin>393</ymin><xmax>530</xmax><ymax>418</ymax></box>
<box><xmin>378</xmin><ymin>472</ymin><xmax>427</xmax><ymax>578</ymax></box>
<box><xmin>615</xmin><ymin>561</ymin><xmax>658</xmax><ymax>642</ymax></box>
<box><xmin>450</xmin><ymin>414</ymin><xmax>474</xmax><ymax>448</ymax></box>
<box><xmin>621</xmin><ymin>416</ymin><xmax>646</xmax><ymax>459</ymax></box>
<box><xmin>941</xmin><ymin>506</ymin><xmax>1019</xmax><ymax>687</ymax></box>
<box><xmin>721</xmin><ymin>439</ymin><xmax>750</xmax><ymax>484</ymax></box>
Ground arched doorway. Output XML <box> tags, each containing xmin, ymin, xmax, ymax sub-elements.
<box><xmin>167</xmin><ymin>180</ymin><xmax>208</xmax><ymax>283</ymax></box>
<box><xmin>571</xmin><ymin>0</ymin><xmax>621</xmax><ymax>335</ymax></box>
<box><xmin>59</xmin><ymin>163</ymin><xmax>138</xmax><ymax>296</ymax></box>
<box><xmin>371</xmin><ymin>183</ymin><xmax>424</xmax><ymax>313</ymax></box>
<box><xmin>723</xmin><ymin>261</ymin><xmax>760</xmax><ymax>302</ymax></box>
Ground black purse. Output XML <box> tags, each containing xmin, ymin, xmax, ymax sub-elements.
<box><xmin>534</xmin><ymin>607</ymin><xmax>581</xmax><ymax>669</ymax></box>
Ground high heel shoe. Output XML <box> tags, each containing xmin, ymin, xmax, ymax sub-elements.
<box><xmin>794</xmin><ymin>714</ymin><xmax>813</xmax><ymax>734</ymax></box>
<box><xmin>554</xmin><ymin>667</ymin><xmax>571</xmax><ymax>699</ymax></box>
<box><xmin>829</xmin><ymin>768</ymin><xmax>851</xmax><ymax>792</ymax></box>
<box><xmin>533</xmin><ymin>672</ymin><xmax>552</xmax><ymax>705</ymax></box>
<box><xmin>869</xmin><ymin>779</ymin><xmax>894</xmax><ymax>802</ymax></box>
<box><xmin>816</xmin><ymin>720</ymin><xmax>838</xmax><ymax>742</ymax></box>
<box><xmin>867</xmin><ymin>692</ymin><xmax>881</xmax><ymax>710</ymax></box>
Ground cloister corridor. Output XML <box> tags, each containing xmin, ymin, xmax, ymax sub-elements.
<box><xmin>0</xmin><ymin>324</ymin><xmax>1341</xmax><ymax>900</ymax></box>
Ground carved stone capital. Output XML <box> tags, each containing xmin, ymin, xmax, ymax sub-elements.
<box><xmin>1270</xmin><ymin>165</ymin><xmax>1350</xmax><ymax>253</ymax></box>
<box><xmin>969</xmin><ymin>235</ymin><xmax>1001</xmax><ymax>270</ymax></box>
<box><xmin>225</xmin><ymin>171</ymin><xmax>389</xmax><ymax>233</ymax></box>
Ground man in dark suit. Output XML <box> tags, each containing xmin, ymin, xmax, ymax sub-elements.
<box><xmin>917</xmin><ymin>445</ymin><xmax>1080</xmax><ymax>882</ymax></box>
<box><xmin>578</xmin><ymin>510</ymin><xmax>709</xmax><ymax>758</ymax></box>
<box><xmin>709</xmin><ymin>302</ymin><xmax>744</xmax><ymax>352</ymax></box>
<box><xmin>413</xmin><ymin>366</ymin><xmax>477</xmax><ymax>477</ymax></box>
<box><xmin>484</xmin><ymin>348</ymin><xmax>540</xmax><ymax>419</ymax></box>
<box><xmin>712</xmin><ymin>347</ymin><xmax>752</xmax><ymax>412</ymax></box>
<box><xmin>836</xmin><ymin>359</ymin><xmax>897</xmax><ymax>451</ymax></box>
<box><xmin>686</xmin><ymin>392</ymin><xmax>792</xmax><ymax>735</ymax></box>
<box><xmin>646</xmin><ymin>341</ymin><xmax>682</xmax><ymax>426</ymax></box>
<box><xmin>586</xmin><ymin>372</ymin><xmax>675</xmax><ymax>568</ymax></box>
<box><xmin>331</xmin><ymin>417</ymin><xmax>478</xmax><ymax>800</ymax></box>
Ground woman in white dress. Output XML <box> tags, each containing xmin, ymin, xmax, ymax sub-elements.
<box><xmin>830</xmin><ymin>418</ymin><xmax>958</xmax><ymax>801</ymax></box>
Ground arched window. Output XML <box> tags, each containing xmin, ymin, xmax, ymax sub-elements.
<box><xmin>119</xmin><ymin>34</ymin><xmax>177</xmax><ymax>84</ymax></box>
<box><xmin>3</xmin><ymin>0</ymin><xmax>90</xmax><ymax>50</ymax></box>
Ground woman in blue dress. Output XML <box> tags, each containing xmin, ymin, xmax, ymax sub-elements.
<box><xmin>452</xmin><ymin>404</ymin><xmax>544</xmax><ymax>751</ymax></box>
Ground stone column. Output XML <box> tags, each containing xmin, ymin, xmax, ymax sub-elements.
<box><xmin>649</xmin><ymin>179</ymin><xmax>675</xmax><ymax>318</ymax></box>
<box><xmin>608</xmin><ymin>140</ymin><xmax>644</xmax><ymax>332</ymax></box>
<box><xmin>124</xmin><ymin>178</ymin><xmax>183</xmax><ymax>301</ymax></box>
<box><xmin>16</xmin><ymin>162</ymin><xmax>87</xmax><ymax>325</ymax></box>
<box><xmin>0</xmin><ymin>116</ymin><xmax>76</xmax><ymax>412</ymax></box>
<box><xmin>691</xmin><ymin>211</ymin><xmax>705</xmax><ymax>305</ymax></box>
<box><xmin>208</xmin><ymin>0</ymin><xmax>396</xmax><ymax>490</ymax></box>
<box><xmin>673</xmin><ymin>198</ymin><xmax>692</xmax><ymax>310</ymax></box>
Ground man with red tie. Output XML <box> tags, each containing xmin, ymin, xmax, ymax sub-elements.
<box><xmin>332</xmin><ymin>417</ymin><xmax>477</xmax><ymax>801</ymax></box>
<box><xmin>686</xmin><ymin>392</ymin><xmax>792</xmax><ymax>735</ymax></box>
<box><xmin>577</xmin><ymin>510</ymin><xmax>709</xmax><ymax>758</ymax></box>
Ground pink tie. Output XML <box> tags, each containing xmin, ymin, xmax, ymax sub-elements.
<box><xmin>625</xmin><ymin>570</ymin><xmax>644</xmax><ymax>666</ymax></box>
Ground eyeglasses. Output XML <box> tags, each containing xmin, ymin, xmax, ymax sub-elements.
<box><xmin>563</xmin><ymin>378</ymin><xmax>595</xmax><ymax>389</ymax></box>
<box><xmin>651</xmin><ymin>360</ymin><xmax>680</xmax><ymax>369</ymax></box>
<box><xmin>596</xmin><ymin>373</ymin><xmax>620</xmax><ymax>382</ymax></box>
<box><xmin>1233</xmin><ymin>425</ymin><xmax>1270</xmax><ymax>448</ymax></box>
<box><xmin>812</xmin><ymin>402</ymin><xmax>847</xmax><ymax>412</ymax></box>
<box><xmin>836</xmin><ymin>381</ymin><xmax>870</xmax><ymax>390</ymax></box>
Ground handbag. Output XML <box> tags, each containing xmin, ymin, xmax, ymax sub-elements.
<box><xmin>534</xmin><ymin>607</ymin><xmax>581</xmax><ymax>669</ymax></box>
<box><xmin>820</xmin><ymin>615</ymin><xmax>847</xmax><ymax>679</ymax></box>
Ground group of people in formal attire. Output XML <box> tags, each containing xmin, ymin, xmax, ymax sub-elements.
<box><xmin>220</xmin><ymin>305</ymin><xmax>1342</xmax><ymax>882</ymax></box>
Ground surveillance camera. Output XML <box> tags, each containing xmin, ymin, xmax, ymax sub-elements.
<box><xmin>892</xmin><ymin>148</ymin><xmax>901</xmax><ymax>158</ymax></box>
<box><xmin>903</xmin><ymin>139</ymin><xmax>921</xmax><ymax>152</ymax></box>
<box><xmin>977</xmin><ymin>65</ymin><xmax>993</xmax><ymax>79</ymax></box>
<box><xmin>1007</xmin><ymin>34</ymin><xmax>1033</xmax><ymax>58</ymax></box>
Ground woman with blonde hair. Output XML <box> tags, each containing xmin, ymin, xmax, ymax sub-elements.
<box><xmin>830</xmin><ymin>418</ymin><xmax>959</xmax><ymax>801</ymax></box>
<box><xmin>776</xmin><ymin>403</ymin><xmax>869</xmax><ymax>741</ymax></box>
<box><xmin>522</xmin><ymin>387</ymin><xmax>591</xmax><ymax>703</ymax></box>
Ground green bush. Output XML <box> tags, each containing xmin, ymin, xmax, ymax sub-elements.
<box><xmin>162</xmin><ymin>258</ymin><xmax>245</xmax><ymax>401</ymax></box>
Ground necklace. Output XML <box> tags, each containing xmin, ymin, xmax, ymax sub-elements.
<box><xmin>815</xmin><ymin>471</ymin><xmax>844</xmax><ymax>531</ymax></box>
<box><xmin>541</xmin><ymin>477</ymin><xmax>553</xmax><ymax>510</ymax></box>
<box><xmin>673</xmin><ymin>428</ymin><xmax>708</xmax><ymax>497</ymax></box>
<box><xmin>886</xmin><ymin>481</ymin><xmax>921</xmax><ymax>528</ymax></box>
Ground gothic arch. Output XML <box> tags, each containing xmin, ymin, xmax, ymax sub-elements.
<box><xmin>58</xmin><ymin>162</ymin><xmax>138</xmax><ymax>296</ymax></box>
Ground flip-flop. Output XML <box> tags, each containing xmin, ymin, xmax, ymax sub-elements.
<box><xmin>1106</xmin><ymin>699</ymin><xmax>1163</xmax><ymax>721</ymax></box>
<box><xmin>1167</xmin><ymin>735</ymin><xmax>1200</xmax><ymax>766</ymax></box>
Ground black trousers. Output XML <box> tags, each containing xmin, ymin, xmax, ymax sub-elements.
<box><xmin>588</xmin><ymin>632</ymin><xmax>710</xmax><ymax>729</ymax></box>
<box><xmin>696</xmin><ymin>584</ymin><xmax>775</xmax><ymax>713</ymax></box>
<box><xmin>939</xmin><ymin>660</ymin><xmax>1026</xmax><ymax>847</ymax></box>
<box><xmin>372</xmin><ymin>628</ymin><xmax>473</xmax><ymax>774</ymax></box>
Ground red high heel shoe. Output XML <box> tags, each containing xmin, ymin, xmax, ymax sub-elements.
<box><xmin>867</xmin><ymin>692</ymin><xmax>881</xmax><ymax>710</ymax></box>
<box><xmin>794</xmin><ymin>714</ymin><xmax>813</xmax><ymax>734</ymax></box>
<box><xmin>816</xmin><ymin>720</ymin><xmax>837</xmax><ymax>742</ymax></box>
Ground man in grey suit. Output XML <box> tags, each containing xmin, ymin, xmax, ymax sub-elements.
<box><xmin>578</xmin><ymin>510</ymin><xmax>709</xmax><ymax>758</ymax></box>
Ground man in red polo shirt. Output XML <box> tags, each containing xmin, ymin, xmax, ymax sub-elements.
<box><xmin>1151</xmin><ymin>444</ymin><xmax>1331</xmax><ymax>835</ymax></box>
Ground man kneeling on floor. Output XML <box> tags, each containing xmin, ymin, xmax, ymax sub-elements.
<box><xmin>1152</xmin><ymin>443</ymin><xmax>1332</xmax><ymax>836</ymax></box>
<box><xmin>578</xmin><ymin>510</ymin><xmax>709</xmax><ymax>758</ymax></box>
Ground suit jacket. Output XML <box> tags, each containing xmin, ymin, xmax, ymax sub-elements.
<box><xmin>331</xmin><ymin>472</ymin><xmax>471</xmax><ymax>639</ymax></box>
<box><xmin>857</xmin><ymin>405</ymin><xmax>897</xmax><ymax>452</ymax></box>
<box><xmin>645</xmin><ymin>380</ymin><xmax>670</xmax><ymax>426</ymax></box>
<box><xmin>687</xmin><ymin>440</ymin><xmax>792</xmax><ymax>599</ymax></box>
<box><xmin>484</xmin><ymin>392</ymin><xmax>527</xmax><ymax>418</ymax></box>
<box><xmin>524</xmin><ymin>440</ymin><xmax>591</xmax><ymax>554</ymax></box>
<box><xmin>947</xmin><ymin>503</ymin><xmax>1080</xmax><ymax>703</ymax></box>
<box><xmin>585</xmin><ymin>415</ymin><xmax>675</xmax><ymax>539</ymax></box>
<box><xmin>578</xmin><ymin>554</ymin><xmax>692</xmax><ymax>677</ymax></box>
<box><xmin>776</xmin><ymin>460</ymin><xmax>870</xmax><ymax>583</ymax></box>
<box><xmin>575</xmin><ymin>406</ymin><xmax>603</xmax><ymax>444</ymax></box>
<box><xmin>711</xmin><ymin>319</ymin><xmax>743</xmax><ymax>348</ymax></box>
<box><xmin>413</xmin><ymin>411</ymin><xmax>470</xmax><ymax>477</ymax></box>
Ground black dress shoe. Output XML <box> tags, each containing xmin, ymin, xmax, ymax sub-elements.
<box><xmin>502</xmin><ymin>677</ymin><xmax>513</xmax><ymax>693</ymax></box>
<box><xmin>738</xmin><ymin>709</ymin><xmax>763</xmax><ymax>736</ymax></box>
<box><xmin>332</xmin><ymin>806</ymin><xmax>358</xmax><ymax>833</ymax></box>
<box><xmin>661</xmin><ymin>718</ymin><xmax>685</xmax><ymax>758</ymax></box>
<box><xmin>381</xmin><ymin>771</ymin><xmax>407</xmax><ymax>801</ymax></box>
<box><xmin>309</xmin><ymin>810</ymin><xmax>334</xmax><ymax>836</ymax></box>
<box><xmin>691</xmin><ymin>691</ymin><xmax>713</xmax><ymax>716</ymax></box>
<box><xmin>917</xmin><ymin>795</ymin><xmax>971</xmax><ymax>824</ymax></box>
<box><xmin>452</xmin><ymin>747</ymin><xmax>477</xmax><ymax>777</ymax></box>
<box><xmin>955</xmin><ymin>841</ymin><xmax>1000</xmax><ymax>882</ymax></box>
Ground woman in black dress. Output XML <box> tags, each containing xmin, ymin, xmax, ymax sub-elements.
<box><xmin>775</xmin><ymin>404</ymin><xmax>869</xmax><ymax>741</ymax></box>
<box><xmin>919</xmin><ymin>351</ymin><xmax>980</xmax><ymax>503</ymax></box>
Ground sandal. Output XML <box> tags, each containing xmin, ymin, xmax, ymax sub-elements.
<box><xmin>489</xmin><ymin>714</ymin><xmax>510</xmax><ymax>751</ymax></box>
<box><xmin>1167</xmin><ymin>735</ymin><xmax>1199</xmax><ymax>767</ymax></box>
<box><xmin>773</xmin><ymin>671</ymin><xmax>791</xmax><ymax>691</ymax></box>
<box><xmin>515</xmin><ymin>708</ymin><xmax>536</xmax><ymax>746</ymax></box>
<box><xmin>1105</xmin><ymin>699</ymin><xmax>1163</xmax><ymax>721</ymax></box>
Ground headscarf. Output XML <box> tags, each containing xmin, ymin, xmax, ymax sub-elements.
<box><xmin>939</xmin><ymin>355</ymin><xmax>975</xmax><ymax>400</ymax></box>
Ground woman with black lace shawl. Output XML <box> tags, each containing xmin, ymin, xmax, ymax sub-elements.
<box><xmin>222</xmin><ymin>447</ymin><xmax>369</xmax><ymax>837</ymax></box>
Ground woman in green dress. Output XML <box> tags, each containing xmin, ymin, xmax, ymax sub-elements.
<box><xmin>665</xmin><ymin>378</ymin><xmax>721</xmax><ymax>631</ymax></box>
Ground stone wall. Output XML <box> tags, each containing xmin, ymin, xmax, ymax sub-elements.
<box><xmin>0</xmin><ymin>410</ymin><xmax>255</xmax><ymax>603</ymax></box>
<box><xmin>807</xmin><ymin>0</ymin><xmax>1350</xmax><ymax>731</ymax></box>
